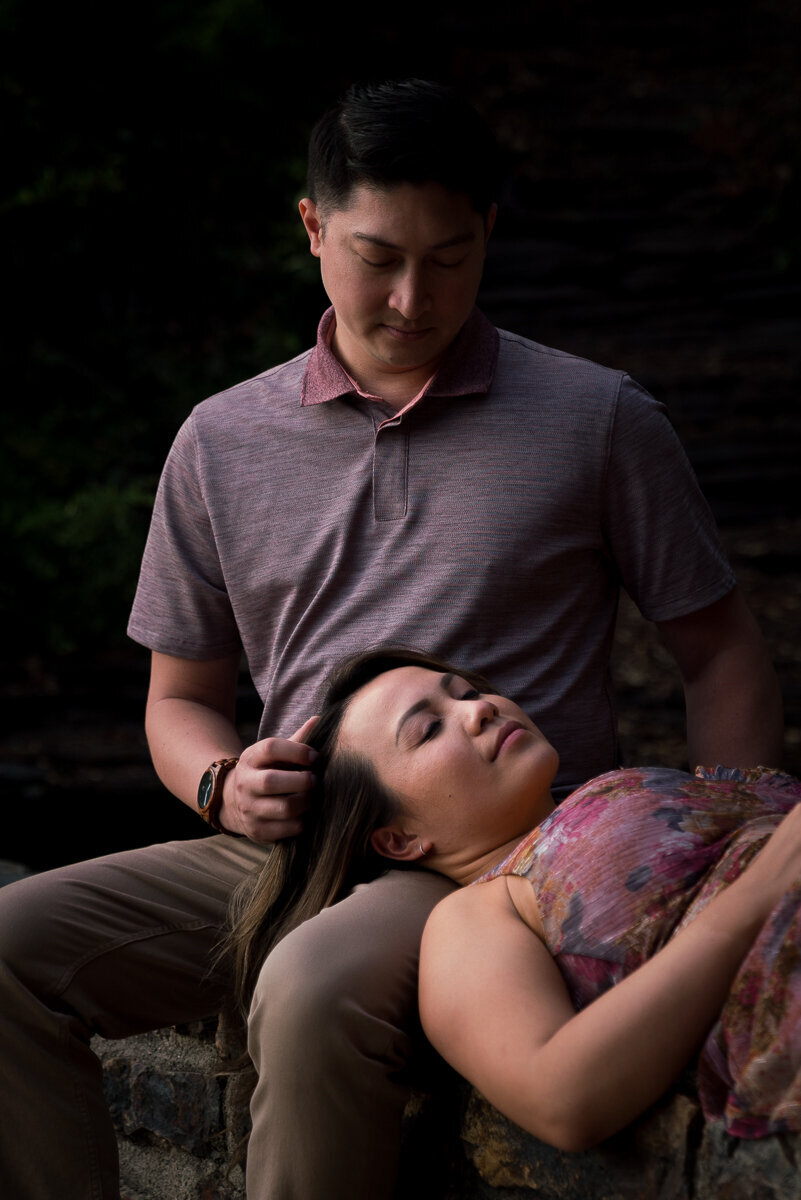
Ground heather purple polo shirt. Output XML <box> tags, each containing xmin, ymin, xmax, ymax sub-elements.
<box><xmin>298</xmin><ymin>307</ymin><xmax>500</xmax><ymax>520</ymax></box>
<box><xmin>129</xmin><ymin>307</ymin><xmax>734</xmax><ymax>795</ymax></box>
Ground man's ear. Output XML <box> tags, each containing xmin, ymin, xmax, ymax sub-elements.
<box><xmin>370</xmin><ymin>827</ymin><xmax>427</xmax><ymax>862</ymax></box>
<box><xmin>299</xmin><ymin>198</ymin><xmax>323</xmax><ymax>257</ymax></box>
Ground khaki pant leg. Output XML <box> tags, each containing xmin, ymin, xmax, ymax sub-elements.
<box><xmin>0</xmin><ymin>835</ymin><xmax>266</xmax><ymax>1200</ymax></box>
<box><xmin>246</xmin><ymin>868</ymin><xmax>456</xmax><ymax>1200</ymax></box>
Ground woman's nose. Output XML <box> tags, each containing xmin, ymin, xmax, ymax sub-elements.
<box><xmin>465</xmin><ymin>697</ymin><xmax>498</xmax><ymax>732</ymax></box>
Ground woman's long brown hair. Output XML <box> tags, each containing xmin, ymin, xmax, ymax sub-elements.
<box><xmin>226</xmin><ymin>646</ymin><xmax>495</xmax><ymax>1012</ymax></box>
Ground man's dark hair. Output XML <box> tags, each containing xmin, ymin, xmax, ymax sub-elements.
<box><xmin>307</xmin><ymin>79</ymin><xmax>503</xmax><ymax>216</ymax></box>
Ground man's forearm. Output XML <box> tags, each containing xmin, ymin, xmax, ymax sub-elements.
<box><xmin>146</xmin><ymin>694</ymin><xmax>243</xmax><ymax>811</ymax></box>
<box><xmin>684</xmin><ymin>639</ymin><xmax>783</xmax><ymax>770</ymax></box>
<box><xmin>144</xmin><ymin>649</ymin><xmax>243</xmax><ymax>811</ymax></box>
<box><xmin>658</xmin><ymin>587</ymin><xmax>784</xmax><ymax>771</ymax></box>
<box><xmin>143</xmin><ymin>650</ymin><xmax>317</xmax><ymax>842</ymax></box>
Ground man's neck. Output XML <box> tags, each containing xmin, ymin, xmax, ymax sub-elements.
<box><xmin>368</xmin><ymin>375</ymin><xmax>433</xmax><ymax>412</ymax></box>
<box><xmin>336</xmin><ymin>356</ymin><xmax>436</xmax><ymax>411</ymax></box>
<box><xmin>330</xmin><ymin>325</ymin><xmax>446</xmax><ymax>410</ymax></box>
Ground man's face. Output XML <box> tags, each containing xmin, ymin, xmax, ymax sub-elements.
<box><xmin>299</xmin><ymin>181</ymin><xmax>496</xmax><ymax>399</ymax></box>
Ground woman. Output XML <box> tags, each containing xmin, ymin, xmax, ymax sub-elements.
<box><xmin>229</xmin><ymin>647</ymin><xmax>801</xmax><ymax>1151</ymax></box>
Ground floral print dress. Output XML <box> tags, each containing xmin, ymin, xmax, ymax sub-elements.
<box><xmin>477</xmin><ymin>765</ymin><xmax>801</xmax><ymax>1137</ymax></box>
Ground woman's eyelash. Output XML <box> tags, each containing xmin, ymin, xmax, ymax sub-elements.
<box><xmin>418</xmin><ymin>689</ymin><xmax>481</xmax><ymax>743</ymax></box>
<box><xmin>420</xmin><ymin>719</ymin><xmax>442</xmax><ymax>744</ymax></box>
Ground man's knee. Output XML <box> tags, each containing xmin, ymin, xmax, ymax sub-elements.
<box><xmin>0</xmin><ymin>874</ymin><xmax>56</xmax><ymax>986</ymax></box>
<box><xmin>248</xmin><ymin>870</ymin><xmax>454</xmax><ymax>1066</ymax></box>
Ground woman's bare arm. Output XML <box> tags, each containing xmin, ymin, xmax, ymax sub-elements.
<box><xmin>419</xmin><ymin>806</ymin><xmax>801</xmax><ymax>1150</ymax></box>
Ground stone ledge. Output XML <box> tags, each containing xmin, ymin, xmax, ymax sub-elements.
<box><xmin>93</xmin><ymin>1023</ymin><xmax>801</xmax><ymax>1200</ymax></box>
<box><xmin>93</xmin><ymin>1019</ymin><xmax>246</xmax><ymax>1200</ymax></box>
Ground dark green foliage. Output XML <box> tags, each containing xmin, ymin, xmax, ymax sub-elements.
<box><xmin>2</xmin><ymin>0</ymin><xmax>327</xmax><ymax>656</ymax></box>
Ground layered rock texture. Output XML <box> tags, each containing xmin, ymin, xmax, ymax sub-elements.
<box><xmin>94</xmin><ymin>1021</ymin><xmax>801</xmax><ymax>1200</ymax></box>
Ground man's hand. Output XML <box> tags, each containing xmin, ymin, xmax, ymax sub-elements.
<box><xmin>145</xmin><ymin>651</ymin><xmax>321</xmax><ymax>844</ymax></box>
<box><xmin>218</xmin><ymin>716</ymin><xmax>319</xmax><ymax>843</ymax></box>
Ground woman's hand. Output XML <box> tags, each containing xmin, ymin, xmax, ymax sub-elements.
<box><xmin>723</xmin><ymin>804</ymin><xmax>801</xmax><ymax>928</ymax></box>
<box><xmin>218</xmin><ymin>716</ymin><xmax>319</xmax><ymax>843</ymax></box>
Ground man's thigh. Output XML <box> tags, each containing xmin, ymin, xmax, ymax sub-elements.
<box><xmin>252</xmin><ymin>867</ymin><xmax>456</xmax><ymax>1047</ymax></box>
<box><xmin>0</xmin><ymin>834</ymin><xmax>267</xmax><ymax>1036</ymax></box>
<box><xmin>246</xmin><ymin>869</ymin><xmax>457</xmax><ymax>1198</ymax></box>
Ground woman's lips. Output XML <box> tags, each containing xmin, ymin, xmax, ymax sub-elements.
<box><xmin>492</xmin><ymin>721</ymin><xmax>524</xmax><ymax>760</ymax></box>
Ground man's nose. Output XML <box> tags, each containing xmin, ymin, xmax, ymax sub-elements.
<box><xmin>388</xmin><ymin>267</ymin><xmax>432</xmax><ymax>320</ymax></box>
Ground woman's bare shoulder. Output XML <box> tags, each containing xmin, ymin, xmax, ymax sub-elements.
<box><xmin>423</xmin><ymin>875</ymin><xmax>541</xmax><ymax>949</ymax></box>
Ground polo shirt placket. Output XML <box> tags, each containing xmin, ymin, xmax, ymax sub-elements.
<box><xmin>299</xmin><ymin>307</ymin><xmax>499</xmax><ymax>528</ymax></box>
<box><xmin>373</xmin><ymin>413</ymin><xmax>409</xmax><ymax>522</ymax></box>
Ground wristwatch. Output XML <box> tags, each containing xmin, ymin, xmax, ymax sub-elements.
<box><xmin>197</xmin><ymin>757</ymin><xmax>240</xmax><ymax>833</ymax></box>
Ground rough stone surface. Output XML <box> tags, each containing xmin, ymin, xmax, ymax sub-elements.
<box><xmin>695</xmin><ymin>1123</ymin><xmax>801</xmax><ymax>1200</ymax></box>
<box><xmin>94</xmin><ymin>1024</ymin><xmax>801</xmax><ymax>1200</ymax></box>
<box><xmin>104</xmin><ymin>1056</ymin><xmax>222</xmax><ymax>1155</ymax></box>
<box><xmin>93</xmin><ymin>1023</ymin><xmax>245</xmax><ymax>1200</ymax></box>
<box><xmin>458</xmin><ymin>1089</ymin><xmax>699</xmax><ymax>1199</ymax></box>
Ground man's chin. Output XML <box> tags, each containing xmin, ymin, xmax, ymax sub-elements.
<box><xmin>372</xmin><ymin>328</ymin><xmax>447</xmax><ymax>368</ymax></box>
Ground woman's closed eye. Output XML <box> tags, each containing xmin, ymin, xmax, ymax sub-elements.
<box><xmin>419</xmin><ymin>718</ymin><xmax>442</xmax><ymax>745</ymax></box>
<box><xmin>417</xmin><ymin>689</ymin><xmax>482</xmax><ymax>745</ymax></box>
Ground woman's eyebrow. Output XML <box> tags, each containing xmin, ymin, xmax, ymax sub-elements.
<box><xmin>395</xmin><ymin>673</ymin><xmax>455</xmax><ymax>744</ymax></box>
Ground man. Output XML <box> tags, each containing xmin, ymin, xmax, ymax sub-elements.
<box><xmin>0</xmin><ymin>80</ymin><xmax>783</xmax><ymax>1200</ymax></box>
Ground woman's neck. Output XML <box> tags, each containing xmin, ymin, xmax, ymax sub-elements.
<box><xmin>436</xmin><ymin>801</ymin><xmax>556</xmax><ymax>887</ymax></box>
<box><xmin>457</xmin><ymin>835</ymin><xmax>535</xmax><ymax>884</ymax></box>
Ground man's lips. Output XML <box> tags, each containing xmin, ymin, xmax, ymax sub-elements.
<box><xmin>491</xmin><ymin>721</ymin><xmax>524</xmax><ymax>761</ymax></box>
<box><xmin>380</xmin><ymin>324</ymin><xmax>432</xmax><ymax>341</ymax></box>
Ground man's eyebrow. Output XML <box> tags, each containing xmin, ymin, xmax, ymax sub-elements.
<box><xmin>353</xmin><ymin>232</ymin><xmax>477</xmax><ymax>252</ymax></box>
<box><xmin>395</xmin><ymin>673</ymin><xmax>454</xmax><ymax>745</ymax></box>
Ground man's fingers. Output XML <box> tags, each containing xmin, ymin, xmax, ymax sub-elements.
<box><xmin>290</xmin><ymin>714</ymin><xmax>320</xmax><ymax>744</ymax></box>
<box><xmin>230</xmin><ymin>725</ymin><xmax>322</xmax><ymax>843</ymax></box>
<box><xmin>248</xmin><ymin>817</ymin><xmax>306</xmax><ymax>845</ymax></box>
<box><xmin>251</xmin><ymin>788</ymin><xmax>311</xmax><ymax>822</ymax></box>
<box><xmin>250</xmin><ymin>734</ymin><xmax>317</xmax><ymax>769</ymax></box>
<box><xmin>259</xmin><ymin>767</ymin><xmax>316</xmax><ymax>799</ymax></box>
<box><xmin>244</xmin><ymin>790</ymin><xmax>311</xmax><ymax>843</ymax></box>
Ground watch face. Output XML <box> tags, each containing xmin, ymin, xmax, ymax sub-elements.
<box><xmin>198</xmin><ymin>769</ymin><xmax>215</xmax><ymax>812</ymax></box>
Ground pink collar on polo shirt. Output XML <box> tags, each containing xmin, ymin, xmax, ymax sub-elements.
<box><xmin>299</xmin><ymin>306</ymin><xmax>499</xmax><ymax>410</ymax></box>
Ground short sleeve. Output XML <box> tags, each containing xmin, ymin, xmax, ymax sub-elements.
<box><xmin>602</xmin><ymin>376</ymin><xmax>736</xmax><ymax>622</ymax></box>
<box><xmin>127</xmin><ymin>416</ymin><xmax>242</xmax><ymax>659</ymax></box>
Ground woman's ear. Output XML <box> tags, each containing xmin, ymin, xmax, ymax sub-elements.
<box><xmin>370</xmin><ymin>827</ymin><xmax>428</xmax><ymax>862</ymax></box>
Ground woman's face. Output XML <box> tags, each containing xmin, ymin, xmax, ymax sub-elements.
<box><xmin>337</xmin><ymin>666</ymin><xmax>559</xmax><ymax>874</ymax></box>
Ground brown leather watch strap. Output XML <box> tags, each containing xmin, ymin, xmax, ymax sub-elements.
<box><xmin>196</xmin><ymin>757</ymin><xmax>241</xmax><ymax>834</ymax></box>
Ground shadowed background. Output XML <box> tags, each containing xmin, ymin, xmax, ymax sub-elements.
<box><xmin>2</xmin><ymin>0</ymin><xmax>799</xmax><ymax>872</ymax></box>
